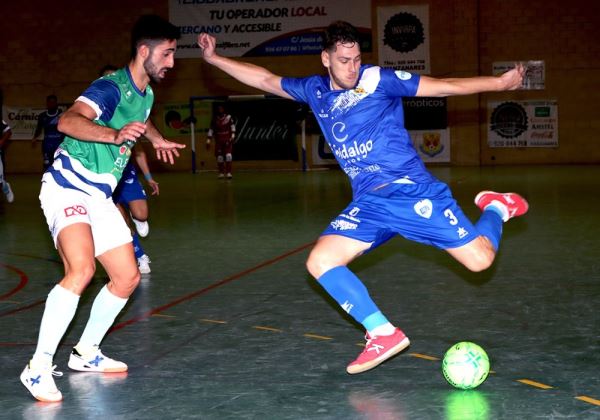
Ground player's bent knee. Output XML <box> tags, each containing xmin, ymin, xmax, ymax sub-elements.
<box><xmin>464</xmin><ymin>250</ymin><xmax>495</xmax><ymax>272</ymax></box>
<box><xmin>112</xmin><ymin>270</ymin><xmax>141</xmax><ymax>297</ymax></box>
<box><xmin>217</xmin><ymin>155</ymin><xmax>224</xmax><ymax>163</ymax></box>
<box><xmin>306</xmin><ymin>252</ymin><xmax>337</xmax><ymax>279</ymax></box>
<box><xmin>225</xmin><ymin>153</ymin><xmax>232</xmax><ymax>162</ymax></box>
<box><xmin>62</xmin><ymin>263</ymin><xmax>96</xmax><ymax>292</ymax></box>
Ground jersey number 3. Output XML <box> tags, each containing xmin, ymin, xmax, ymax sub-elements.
<box><xmin>444</xmin><ymin>209</ymin><xmax>458</xmax><ymax>226</ymax></box>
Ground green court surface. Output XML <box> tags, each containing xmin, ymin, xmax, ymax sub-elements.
<box><xmin>1</xmin><ymin>166</ymin><xmax>599</xmax><ymax>419</ymax></box>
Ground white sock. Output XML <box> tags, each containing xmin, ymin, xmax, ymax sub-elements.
<box><xmin>31</xmin><ymin>285</ymin><xmax>80</xmax><ymax>366</ymax></box>
<box><xmin>76</xmin><ymin>285</ymin><xmax>128</xmax><ymax>353</ymax></box>
<box><xmin>369</xmin><ymin>322</ymin><xmax>396</xmax><ymax>337</ymax></box>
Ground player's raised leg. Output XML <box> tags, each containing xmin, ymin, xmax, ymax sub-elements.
<box><xmin>68</xmin><ymin>242</ymin><xmax>139</xmax><ymax>373</ymax></box>
<box><xmin>307</xmin><ymin>234</ymin><xmax>410</xmax><ymax>375</ymax></box>
<box><xmin>446</xmin><ymin>191</ymin><xmax>529</xmax><ymax>271</ymax></box>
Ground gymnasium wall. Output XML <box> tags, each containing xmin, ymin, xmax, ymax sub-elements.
<box><xmin>1</xmin><ymin>0</ymin><xmax>598</xmax><ymax>173</ymax></box>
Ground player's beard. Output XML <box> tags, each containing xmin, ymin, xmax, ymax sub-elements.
<box><xmin>329</xmin><ymin>68</ymin><xmax>358</xmax><ymax>90</ymax></box>
<box><xmin>144</xmin><ymin>56</ymin><xmax>168</xmax><ymax>84</ymax></box>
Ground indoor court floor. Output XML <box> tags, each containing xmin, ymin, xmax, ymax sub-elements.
<box><xmin>1</xmin><ymin>166</ymin><xmax>599</xmax><ymax>419</ymax></box>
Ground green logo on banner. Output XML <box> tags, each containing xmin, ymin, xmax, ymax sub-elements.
<box><xmin>535</xmin><ymin>107</ymin><xmax>550</xmax><ymax>117</ymax></box>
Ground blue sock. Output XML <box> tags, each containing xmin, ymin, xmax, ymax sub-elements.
<box><xmin>475</xmin><ymin>209</ymin><xmax>503</xmax><ymax>250</ymax></box>
<box><xmin>317</xmin><ymin>266</ymin><xmax>389</xmax><ymax>330</ymax></box>
<box><xmin>132</xmin><ymin>233</ymin><xmax>144</xmax><ymax>259</ymax></box>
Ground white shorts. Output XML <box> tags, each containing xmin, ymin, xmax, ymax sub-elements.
<box><xmin>40</xmin><ymin>175</ymin><xmax>132</xmax><ymax>257</ymax></box>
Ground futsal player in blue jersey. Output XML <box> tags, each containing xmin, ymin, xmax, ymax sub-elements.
<box><xmin>112</xmin><ymin>147</ymin><xmax>158</xmax><ymax>274</ymax></box>
<box><xmin>33</xmin><ymin>94</ymin><xmax>65</xmax><ymax>170</ymax></box>
<box><xmin>198</xmin><ymin>21</ymin><xmax>528</xmax><ymax>375</ymax></box>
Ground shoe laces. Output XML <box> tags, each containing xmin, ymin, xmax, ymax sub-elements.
<box><xmin>363</xmin><ymin>335</ymin><xmax>385</xmax><ymax>355</ymax></box>
<box><xmin>35</xmin><ymin>364</ymin><xmax>63</xmax><ymax>377</ymax></box>
<box><xmin>50</xmin><ymin>365</ymin><xmax>64</xmax><ymax>377</ymax></box>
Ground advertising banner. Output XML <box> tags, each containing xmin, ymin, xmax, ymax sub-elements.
<box><xmin>170</xmin><ymin>0</ymin><xmax>372</xmax><ymax>58</ymax></box>
<box><xmin>377</xmin><ymin>5</ymin><xmax>430</xmax><ymax>74</ymax></box>
<box><xmin>225</xmin><ymin>99</ymin><xmax>300</xmax><ymax>161</ymax></box>
<box><xmin>2</xmin><ymin>106</ymin><xmax>48</xmax><ymax>140</ymax></box>
<box><xmin>488</xmin><ymin>100</ymin><xmax>558</xmax><ymax>147</ymax></box>
<box><xmin>493</xmin><ymin>61</ymin><xmax>545</xmax><ymax>90</ymax></box>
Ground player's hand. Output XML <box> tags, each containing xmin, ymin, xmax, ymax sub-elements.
<box><xmin>115</xmin><ymin>122</ymin><xmax>146</xmax><ymax>144</ymax></box>
<box><xmin>152</xmin><ymin>137</ymin><xmax>186</xmax><ymax>165</ymax></box>
<box><xmin>147</xmin><ymin>178</ymin><xmax>160</xmax><ymax>196</ymax></box>
<box><xmin>198</xmin><ymin>33</ymin><xmax>217</xmax><ymax>61</ymax></box>
<box><xmin>500</xmin><ymin>63</ymin><xmax>526</xmax><ymax>91</ymax></box>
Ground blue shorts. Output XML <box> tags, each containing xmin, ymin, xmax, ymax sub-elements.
<box><xmin>113</xmin><ymin>176</ymin><xmax>146</xmax><ymax>206</ymax></box>
<box><xmin>321</xmin><ymin>182</ymin><xmax>479</xmax><ymax>250</ymax></box>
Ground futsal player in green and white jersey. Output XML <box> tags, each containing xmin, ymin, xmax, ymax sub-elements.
<box><xmin>20</xmin><ymin>15</ymin><xmax>185</xmax><ymax>402</ymax></box>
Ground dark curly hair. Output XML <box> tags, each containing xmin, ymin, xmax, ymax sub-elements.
<box><xmin>322</xmin><ymin>21</ymin><xmax>360</xmax><ymax>52</ymax></box>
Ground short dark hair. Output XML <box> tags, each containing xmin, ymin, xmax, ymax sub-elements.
<box><xmin>322</xmin><ymin>21</ymin><xmax>360</xmax><ymax>52</ymax></box>
<box><xmin>99</xmin><ymin>64</ymin><xmax>119</xmax><ymax>77</ymax></box>
<box><xmin>47</xmin><ymin>94</ymin><xmax>57</xmax><ymax>101</ymax></box>
<box><xmin>131</xmin><ymin>15</ymin><xmax>181</xmax><ymax>58</ymax></box>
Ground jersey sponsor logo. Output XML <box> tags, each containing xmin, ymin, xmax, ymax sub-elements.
<box><xmin>343</xmin><ymin>166</ymin><xmax>361</xmax><ymax>179</ymax></box>
<box><xmin>332</xmin><ymin>139</ymin><xmax>374</xmax><ymax>160</ymax></box>
<box><xmin>414</xmin><ymin>199</ymin><xmax>433</xmax><ymax>219</ymax></box>
<box><xmin>330</xmin><ymin>122</ymin><xmax>374</xmax><ymax>162</ymax></box>
<box><xmin>330</xmin><ymin>219</ymin><xmax>358</xmax><ymax>231</ymax></box>
<box><xmin>332</xmin><ymin>122</ymin><xmax>348</xmax><ymax>142</ymax></box>
<box><xmin>330</xmin><ymin>87</ymin><xmax>369</xmax><ymax>117</ymax></box>
<box><xmin>64</xmin><ymin>205</ymin><xmax>87</xmax><ymax>217</ymax></box>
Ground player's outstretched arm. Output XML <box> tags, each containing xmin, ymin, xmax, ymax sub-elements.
<box><xmin>59</xmin><ymin>102</ymin><xmax>146</xmax><ymax>144</ymax></box>
<box><xmin>144</xmin><ymin>119</ymin><xmax>185</xmax><ymax>165</ymax></box>
<box><xmin>198</xmin><ymin>33</ymin><xmax>293</xmax><ymax>100</ymax></box>
<box><xmin>416</xmin><ymin>63</ymin><xmax>526</xmax><ymax>97</ymax></box>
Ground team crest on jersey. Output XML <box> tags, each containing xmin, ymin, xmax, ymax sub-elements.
<box><xmin>395</xmin><ymin>70</ymin><xmax>412</xmax><ymax>80</ymax></box>
<box><xmin>414</xmin><ymin>199</ymin><xmax>433</xmax><ymax>219</ymax></box>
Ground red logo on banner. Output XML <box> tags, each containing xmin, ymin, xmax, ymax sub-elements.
<box><xmin>64</xmin><ymin>205</ymin><xmax>88</xmax><ymax>217</ymax></box>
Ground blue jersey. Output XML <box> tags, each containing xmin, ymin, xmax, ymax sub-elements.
<box><xmin>282</xmin><ymin>65</ymin><xmax>437</xmax><ymax>199</ymax></box>
<box><xmin>36</xmin><ymin>110</ymin><xmax>64</xmax><ymax>143</ymax></box>
<box><xmin>113</xmin><ymin>160</ymin><xmax>147</xmax><ymax>204</ymax></box>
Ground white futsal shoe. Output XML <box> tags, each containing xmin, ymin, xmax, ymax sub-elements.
<box><xmin>137</xmin><ymin>254</ymin><xmax>151</xmax><ymax>274</ymax></box>
<box><xmin>68</xmin><ymin>346</ymin><xmax>128</xmax><ymax>373</ymax></box>
<box><xmin>3</xmin><ymin>182</ymin><xmax>14</xmax><ymax>203</ymax></box>
<box><xmin>132</xmin><ymin>217</ymin><xmax>149</xmax><ymax>237</ymax></box>
<box><xmin>20</xmin><ymin>361</ymin><xmax>63</xmax><ymax>402</ymax></box>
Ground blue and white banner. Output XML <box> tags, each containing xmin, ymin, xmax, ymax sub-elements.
<box><xmin>170</xmin><ymin>0</ymin><xmax>372</xmax><ymax>58</ymax></box>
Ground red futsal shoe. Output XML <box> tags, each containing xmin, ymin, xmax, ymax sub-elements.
<box><xmin>474</xmin><ymin>191</ymin><xmax>529</xmax><ymax>222</ymax></box>
<box><xmin>347</xmin><ymin>328</ymin><xmax>410</xmax><ymax>374</ymax></box>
